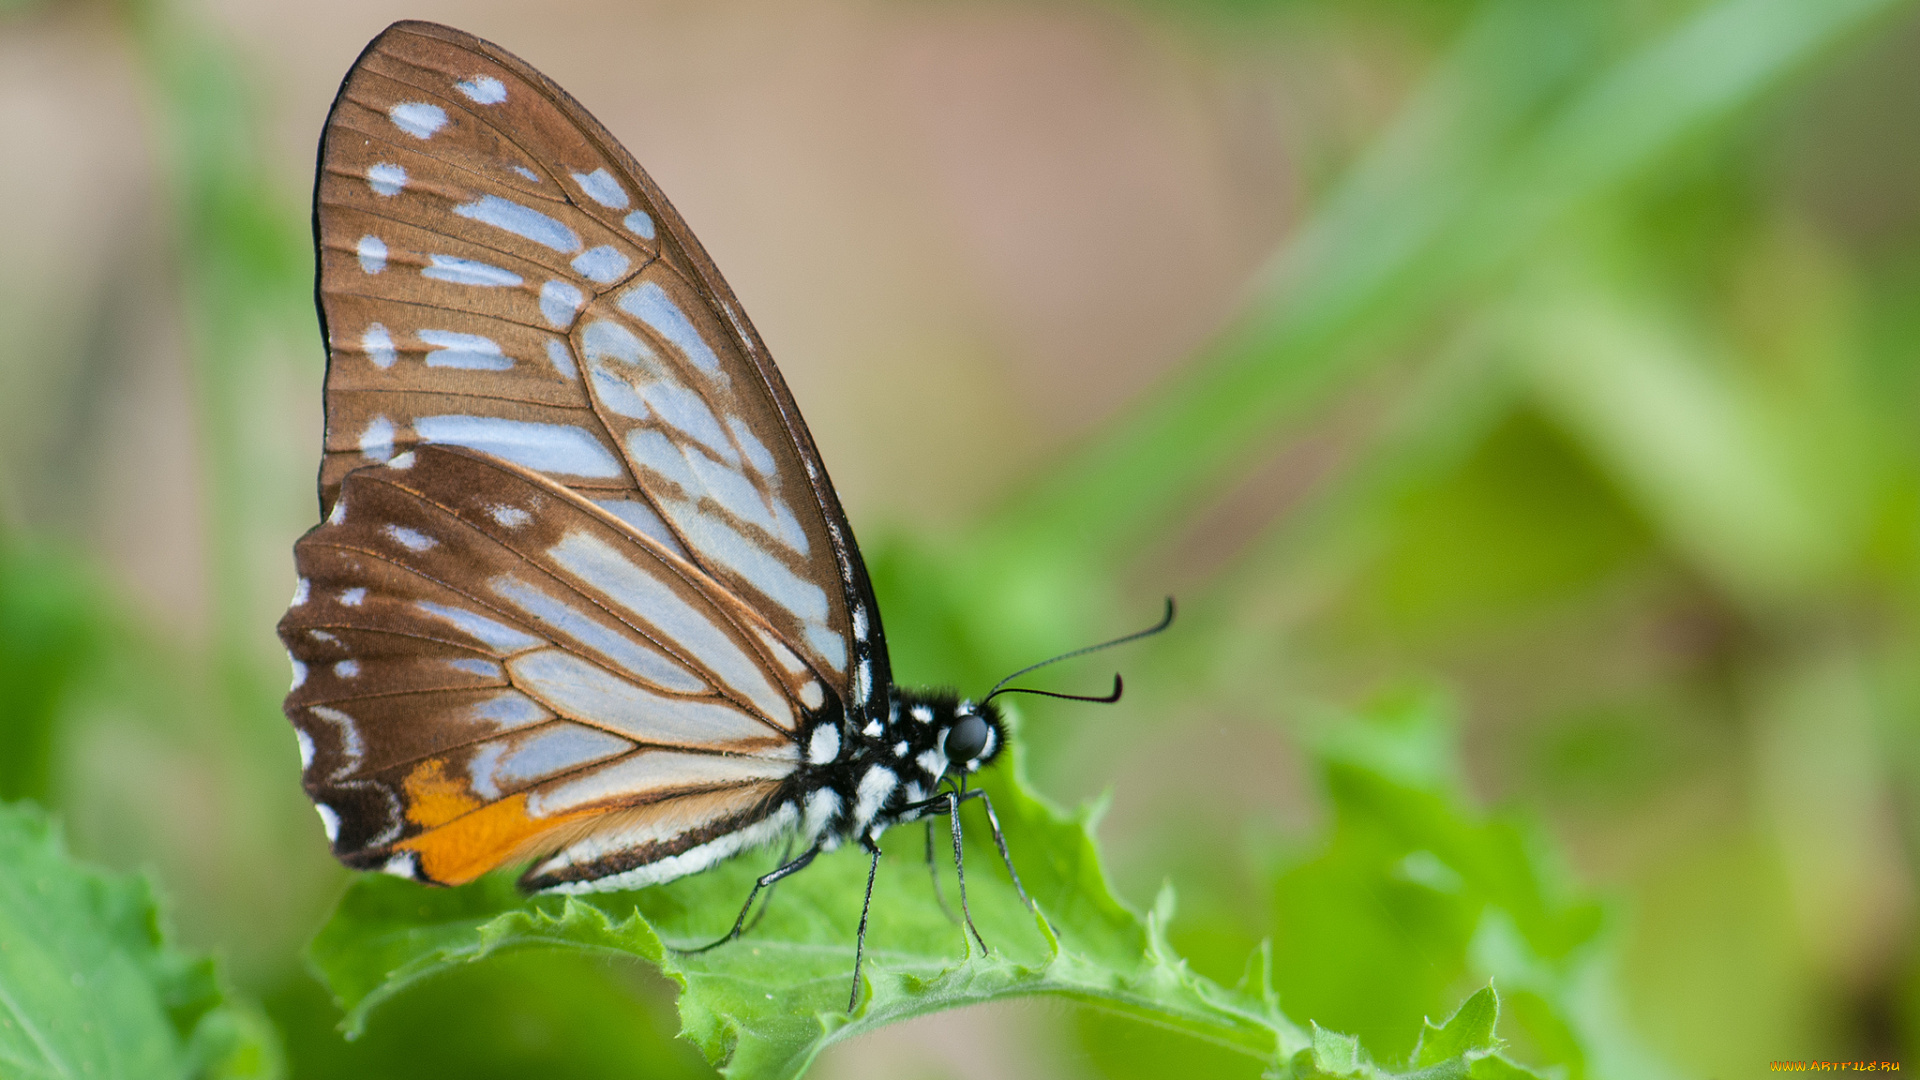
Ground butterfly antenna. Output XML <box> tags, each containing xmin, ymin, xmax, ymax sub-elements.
<box><xmin>979</xmin><ymin>597</ymin><xmax>1175</xmax><ymax>708</ymax></box>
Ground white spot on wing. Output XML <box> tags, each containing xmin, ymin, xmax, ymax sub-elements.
<box><xmin>572</xmin><ymin>169</ymin><xmax>630</xmax><ymax>210</ymax></box>
<box><xmin>381</xmin><ymin>851</ymin><xmax>418</xmax><ymax>879</ymax></box>
<box><xmin>361</xmin><ymin>323</ymin><xmax>397</xmax><ymax>368</ymax></box>
<box><xmin>385</xmin><ymin>525</ymin><xmax>435</xmax><ymax>552</ymax></box>
<box><xmin>454</xmin><ymin>195</ymin><xmax>581</xmax><ymax>253</ymax></box>
<box><xmin>367</xmin><ymin>162</ymin><xmax>406</xmax><ymax>196</ymax></box>
<box><xmin>489</xmin><ymin>504</ymin><xmax>531</xmax><ymax>529</ymax></box>
<box><xmin>419</xmin><ymin>330</ymin><xmax>512</xmax><ymax>371</ymax></box>
<box><xmin>290</xmin><ymin>578</ymin><xmax>310</xmax><ymax>606</ymax></box>
<box><xmin>307</xmin><ymin>705</ymin><xmax>364</xmax><ymax>775</ymax></box>
<box><xmin>356</xmin><ymin>234</ymin><xmax>387</xmax><ymax>274</ymax></box>
<box><xmin>339</xmin><ymin>587</ymin><xmax>366</xmax><ymax>607</ymax></box>
<box><xmin>295</xmin><ymin>728</ymin><xmax>315</xmax><ymax>769</ymax></box>
<box><xmin>388</xmin><ymin>101</ymin><xmax>447</xmax><ymax>139</ymax></box>
<box><xmin>851</xmin><ymin>606</ymin><xmax>869</xmax><ymax>643</ymax></box>
<box><xmin>799</xmin><ymin>681</ymin><xmax>824</xmax><ymax>709</ymax></box>
<box><xmin>514</xmin><ymin>165</ymin><xmax>541</xmax><ymax>182</ymax></box>
<box><xmin>455</xmin><ymin>75</ymin><xmax>506</xmax><ymax>104</ymax></box>
<box><xmin>623</xmin><ymin>210</ymin><xmax>656</xmax><ymax>240</ymax></box>
<box><xmin>315</xmin><ymin>803</ymin><xmax>340</xmax><ymax>842</ymax></box>
<box><xmin>359</xmin><ymin>416</ymin><xmax>394</xmax><ymax>462</ymax></box>
<box><xmin>288</xmin><ymin>657</ymin><xmax>307</xmax><ymax>690</ymax></box>
<box><xmin>415</xmin><ymin>415</ymin><xmax>622</xmax><ymax>478</ymax></box>
<box><xmin>334</xmin><ymin>659</ymin><xmax>360</xmax><ymax>678</ymax></box>
<box><xmin>423</xmin><ymin>255</ymin><xmax>522</xmax><ymax>288</ymax></box>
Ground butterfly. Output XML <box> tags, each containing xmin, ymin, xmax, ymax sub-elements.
<box><xmin>277</xmin><ymin>20</ymin><xmax>1168</xmax><ymax>1011</ymax></box>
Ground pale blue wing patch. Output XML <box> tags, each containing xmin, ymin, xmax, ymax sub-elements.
<box><xmin>616</xmin><ymin>281</ymin><xmax>723</xmax><ymax>379</ymax></box>
<box><xmin>466</xmin><ymin>723</ymin><xmax>631</xmax><ymax>801</ymax></box>
<box><xmin>453</xmin><ymin>195</ymin><xmax>581</xmax><ymax>254</ymax></box>
<box><xmin>454</xmin><ymin>75</ymin><xmax>507</xmax><ymax>105</ymax></box>
<box><xmin>419</xmin><ymin>329</ymin><xmax>513</xmax><ymax>370</ymax></box>
<box><xmin>388</xmin><ymin>101</ymin><xmax>447</xmax><ymax>139</ymax></box>
<box><xmin>544</xmin><ymin>530</ymin><xmax>792</xmax><ymax>728</ymax></box>
<box><xmin>422</xmin><ymin>254</ymin><xmax>523</xmax><ymax>288</ymax></box>
<box><xmin>591</xmin><ymin>500</ymin><xmax>687</xmax><ymax>557</ymax></box>
<box><xmin>414</xmin><ymin>415</ymin><xmax>623</xmax><ymax>479</ymax></box>
<box><xmin>487</xmin><ymin>572</ymin><xmax>707</xmax><ymax>694</ymax></box>
<box><xmin>571</xmin><ymin>169</ymin><xmax>630</xmax><ymax>210</ymax></box>
<box><xmin>506</xmin><ymin>649</ymin><xmax>786</xmax><ymax>748</ymax></box>
<box><xmin>526</xmin><ymin>750</ymin><xmax>794</xmax><ymax>819</ymax></box>
<box><xmin>571</xmin><ymin>245</ymin><xmax>631</xmax><ymax>285</ymax></box>
<box><xmin>357</xmin><ymin>235</ymin><xmax>388</xmax><ymax>273</ymax></box>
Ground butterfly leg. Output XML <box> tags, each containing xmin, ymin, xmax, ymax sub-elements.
<box><xmin>925</xmin><ymin>817</ymin><xmax>958</xmax><ymax>924</ymax></box>
<box><xmin>848</xmin><ymin>834</ymin><xmax>884</xmax><ymax>1014</ymax></box>
<box><xmin>957</xmin><ymin>788</ymin><xmax>1039</xmax><ymax>920</ymax></box>
<box><xmin>942</xmin><ymin>788</ymin><xmax>991</xmax><ymax>956</ymax></box>
<box><xmin>897</xmin><ymin>787</ymin><xmax>990</xmax><ymax>956</ymax></box>
<box><xmin>681</xmin><ymin>841</ymin><xmax>821</xmax><ymax>954</ymax></box>
<box><xmin>742</xmin><ymin>837</ymin><xmax>797</xmax><ymax>936</ymax></box>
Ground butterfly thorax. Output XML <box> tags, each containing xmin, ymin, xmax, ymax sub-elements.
<box><xmin>797</xmin><ymin>690</ymin><xmax>1005</xmax><ymax>850</ymax></box>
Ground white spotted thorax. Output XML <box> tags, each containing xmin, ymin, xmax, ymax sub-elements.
<box><xmin>280</xmin><ymin>20</ymin><xmax>1014</xmax><ymax>905</ymax></box>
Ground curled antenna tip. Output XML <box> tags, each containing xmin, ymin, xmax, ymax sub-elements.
<box><xmin>986</xmin><ymin>673</ymin><xmax>1122</xmax><ymax>708</ymax></box>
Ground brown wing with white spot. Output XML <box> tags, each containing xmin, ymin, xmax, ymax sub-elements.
<box><xmin>279</xmin><ymin>444</ymin><xmax>832</xmax><ymax>887</ymax></box>
<box><xmin>314</xmin><ymin>21</ymin><xmax>886</xmax><ymax>706</ymax></box>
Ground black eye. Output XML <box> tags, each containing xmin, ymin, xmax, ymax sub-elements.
<box><xmin>945</xmin><ymin>713</ymin><xmax>990</xmax><ymax>763</ymax></box>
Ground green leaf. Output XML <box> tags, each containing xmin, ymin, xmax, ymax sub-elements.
<box><xmin>0</xmin><ymin>800</ymin><xmax>281</xmax><ymax>1080</ymax></box>
<box><xmin>1409</xmin><ymin>986</ymin><xmax>1499</xmax><ymax>1069</ymax></box>
<box><xmin>310</xmin><ymin>733</ymin><xmax>1302</xmax><ymax>1079</ymax></box>
<box><xmin>1273</xmin><ymin>989</ymin><xmax>1545</xmax><ymax>1080</ymax></box>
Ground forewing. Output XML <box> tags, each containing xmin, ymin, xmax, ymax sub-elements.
<box><xmin>314</xmin><ymin>20</ymin><xmax>887</xmax><ymax>712</ymax></box>
<box><xmin>279</xmin><ymin>444</ymin><xmax>834</xmax><ymax>886</ymax></box>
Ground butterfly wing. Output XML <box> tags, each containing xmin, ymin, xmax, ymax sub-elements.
<box><xmin>281</xmin><ymin>444</ymin><xmax>832</xmax><ymax>888</ymax></box>
<box><xmin>287</xmin><ymin>20</ymin><xmax>890</xmax><ymax>888</ymax></box>
<box><xmin>311</xmin><ymin>20</ymin><xmax>889</xmax><ymax>719</ymax></box>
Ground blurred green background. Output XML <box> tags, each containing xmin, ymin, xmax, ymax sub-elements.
<box><xmin>3</xmin><ymin>0</ymin><xmax>1917</xmax><ymax>1076</ymax></box>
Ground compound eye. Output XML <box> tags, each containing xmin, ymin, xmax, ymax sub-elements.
<box><xmin>945</xmin><ymin>713</ymin><xmax>990</xmax><ymax>763</ymax></box>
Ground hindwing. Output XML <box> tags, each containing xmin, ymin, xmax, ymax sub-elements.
<box><xmin>312</xmin><ymin>20</ymin><xmax>887</xmax><ymax>717</ymax></box>
<box><xmin>280</xmin><ymin>444</ymin><xmax>836</xmax><ymax>886</ymax></box>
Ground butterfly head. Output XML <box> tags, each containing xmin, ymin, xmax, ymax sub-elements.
<box><xmin>940</xmin><ymin>700</ymin><xmax>1005</xmax><ymax>775</ymax></box>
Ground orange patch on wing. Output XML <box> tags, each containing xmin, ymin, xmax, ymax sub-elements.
<box><xmin>402</xmin><ymin>757</ymin><xmax>482</xmax><ymax>828</ymax></box>
<box><xmin>396</xmin><ymin>792</ymin><xmax>598</xmax><ymax>885</ymax></box>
